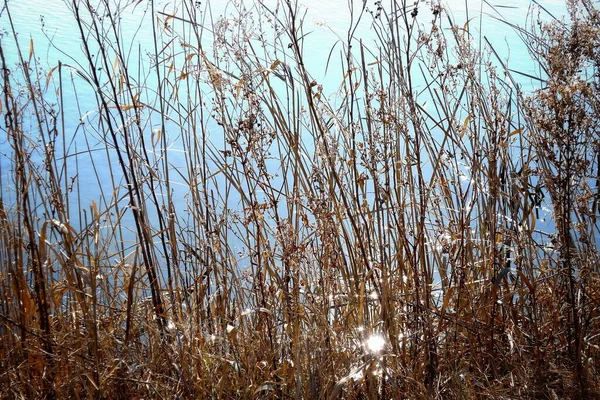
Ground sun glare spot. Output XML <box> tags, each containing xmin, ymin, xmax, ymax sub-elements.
<box><xmin>365</xmin><ymin>334</ymin><xmax>386</xmax><ymax>353</ymax></box>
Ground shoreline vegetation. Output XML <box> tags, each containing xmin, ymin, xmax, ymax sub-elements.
<box><xmin>1</xmin><ymin>0</ymin><xmax>599</xmax><ymax>398</ymax></box>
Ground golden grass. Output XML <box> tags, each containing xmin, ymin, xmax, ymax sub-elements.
<box><xmin>0</xmin><ymin>0</ymin><xmax>599</xmax><ymax>398</ymax></box>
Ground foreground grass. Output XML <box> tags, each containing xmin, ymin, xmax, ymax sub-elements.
<box><xmin>1</xmin><ymin>0</ymin><xmax>599</xmax><ymax>398</ymax></box>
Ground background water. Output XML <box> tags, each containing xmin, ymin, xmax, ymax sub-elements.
<box><xmin>0</xmin><ymin>0</ymin><xmax>568</xmax><ymax>86</ymax></box>
<box><xmin>0</xmin><ymin>0</ymin><xmax>568</xmax><ymax>254</ymax></box>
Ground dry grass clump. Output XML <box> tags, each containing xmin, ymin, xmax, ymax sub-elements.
<box><xmin>0</xmin><ymin>0</ymin><xmax>599</xmax><ymax>398</ymax></box>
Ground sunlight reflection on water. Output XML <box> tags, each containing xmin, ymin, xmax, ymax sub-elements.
<box><xmin>365</xmin><ymin>333</ymin><xmax>386</xmax><ymax>353</ymax></box>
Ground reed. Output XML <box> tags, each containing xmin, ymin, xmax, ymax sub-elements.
<box><xmin>0</xmin><ymin>0</ymin><xmax>599</xmax><ymax>398</ymax></box>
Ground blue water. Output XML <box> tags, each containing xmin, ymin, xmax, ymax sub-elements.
<box><xmin>0</xmin><ymin>0</ymin><xmax>569</xmax><ymax>264</ymax></box>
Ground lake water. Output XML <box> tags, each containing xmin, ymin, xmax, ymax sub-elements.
<box><xmin>0</xmin><ymin>0</ymin><xmax>569</xmax><ymax>267</ymax></box>
<box><xmin>1</xmin><ymin>0</ymin><xmax>568</xmax><ymax>188</ymax></box>
<box><xmin>1</xmin><ymin>0</ymin><xmax>568</xmax><ymax>83</ymax></box>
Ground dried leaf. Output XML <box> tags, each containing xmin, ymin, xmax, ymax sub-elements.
<box><xmin>91</xmin><ymin>200</ymin><xmax>99</xmax><ymax>221</ymax></box>
<box><xmin>462</xmin><ymin>18</ymin><xmax>476</xmax><ymax>38</ymax></box>
<box><xmin>39</xmin><ymin>221</ymin><xmax>48</xmax><ymax>260</ymax></box>
<box><xmin>460</xmin><ymin>114</ymin><xmax>471</xmax><ymax>137</ymax></box>
<box><xmin>234</xmin><ymin>77</ymin><xmax>245</xmax><ymax>98</ymax></box>
<box><xmin>509</xmin><ymin>127</ymin><xmax>523</xmax><ymax>137</ymax></box>
<box><xmin>437</xmin><ymin>286</ymin><xmax>455</xmax><ymax>333</ymax></box>
<box><xmin>269</xmin><ymin>59</ymin><xmax>281</xmax><ymax>71</ymax></box>
<box><xmin>517</xmin><ymin>270</ymin><xmax>534</xmax><ymax>292</ymax></box>
<box><xmin>45</xmin><ymin>65</ymin><xmax>58</xmax><ymax>90</ymax></box>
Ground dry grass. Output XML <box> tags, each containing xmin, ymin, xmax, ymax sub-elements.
<box><xmin>1</xmin><ymin>0</ymin><xmax>599</xmax><ymax>398</ymax></box>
